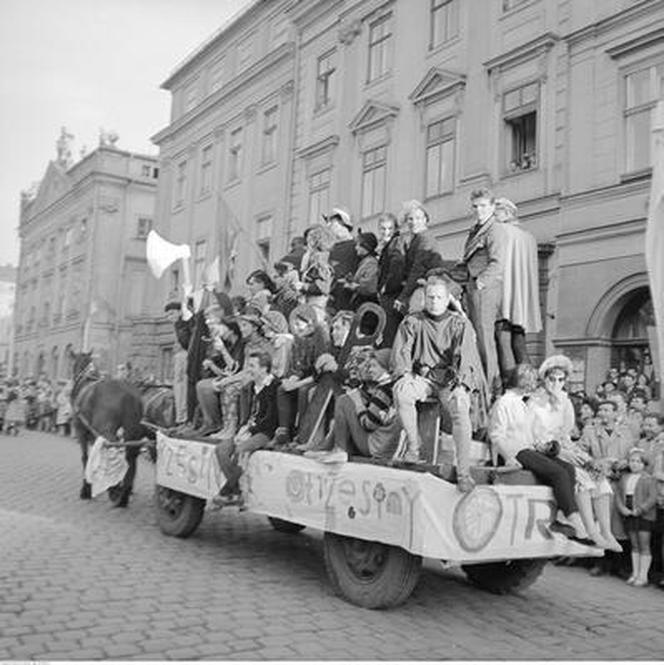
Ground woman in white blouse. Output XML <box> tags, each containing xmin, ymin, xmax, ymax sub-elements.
<box><xmin>528</xmin><ymin>355</ymin><xmax>621</xmax><ymax>552</ymax></box>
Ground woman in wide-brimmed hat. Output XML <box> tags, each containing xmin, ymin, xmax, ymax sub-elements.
<box><xmin>528</xmin><ymin>354</ymin><xmax>622</xmax><ymax>552</ymax></box>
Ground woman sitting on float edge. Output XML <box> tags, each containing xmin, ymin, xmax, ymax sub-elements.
<box><xmin>528</xmin><ymin>355</ymin><xmax>622</xmax><ymax>552</ymax></box>
<box><xmin>489</xmin><ymin>363</ymin><xmax>591</xmax><ymax>546</ymax></box>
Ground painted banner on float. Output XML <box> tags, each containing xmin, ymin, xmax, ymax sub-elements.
<box><xmin>156</xmin><ymin>432</ymin><xmax>226</xmax><ymax>499</ymax></box>
<box><xmin>243</xmin><ymin>451</ymin><xmax>600</xmax><ymax>563</ymax></box>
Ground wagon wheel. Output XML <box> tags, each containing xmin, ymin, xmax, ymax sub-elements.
<box><xmin>155</xmin><ymin>485</ymin><xmax>205</xmax><ymax>538</ymax></box>
<box><xmin>323</xmin><ymin>533</ymin><xmax>421</xmax><ymax>609</ymax></box>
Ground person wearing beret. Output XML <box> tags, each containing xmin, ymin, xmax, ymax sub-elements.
<box><xmin>326</xmin><ymin>207</ymin><xmax>359</xmax><ymax>312</ymax></box>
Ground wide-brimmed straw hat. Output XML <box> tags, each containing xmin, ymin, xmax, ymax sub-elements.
<box><xmin>538</xmin><ymin>354</ymin><xmax>573</xmax><ymax>379</ymax></box>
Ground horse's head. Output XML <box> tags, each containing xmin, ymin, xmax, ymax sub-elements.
<box><xmin>72</xmin><ymin>351</ymin><xmax>95</xmax><ymax>381</ymax></box>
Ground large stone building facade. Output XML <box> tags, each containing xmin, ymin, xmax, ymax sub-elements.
<box><xmin>145</xmin><ymin>0</ymin><xmax>661</xmax><ymax>392</ymax></box>
<box><xmin>14</xmin><ymin>132</ymin><xmax>158</xmax><ymax>379</ymax></box>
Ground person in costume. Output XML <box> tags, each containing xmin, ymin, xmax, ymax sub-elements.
<box><xmin>493</xmin><ymin>197</ymin><xmax>542</xmax><ymax>383</ymax></box>
<box><xmin>391</xmin><ymin>271</ymin><xmax>488</xmax><ymax>491</ymax></box>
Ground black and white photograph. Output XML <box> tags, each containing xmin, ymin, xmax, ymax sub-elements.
<box><xmin>0</xmin><ymin>0</ymin><xmax>663</xmax><ymax>661</ymax></box>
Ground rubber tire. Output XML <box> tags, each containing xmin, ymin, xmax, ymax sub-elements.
<box><xmin>155</xmin><ymin>486</ymin><xmax>205</xmax><ymax>538</ymax></box>
<box><xmin>323</xmin><ymin>532</ymin><xmax>422</xmax><ymax>609</ymax></box>
<box><xmin>267</xmin><ymin>517</ymin><xmax>306</xmax><ymax>534</ymax></box>
<box><xmin>462</xmin><ymin>558</ymin><xmax>546</xmax><ymax>595</ymax></box>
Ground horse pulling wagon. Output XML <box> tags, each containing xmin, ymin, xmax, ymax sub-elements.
<box><xmin>154</xmin><ymin>431</ymin><xmax>602</xmax><ymax>609</ymax></box>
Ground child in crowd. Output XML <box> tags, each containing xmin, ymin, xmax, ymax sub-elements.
<box><xmin>55</xmin><ymin>380</ymin><xmax>73</xmax><ymax>436</ymax></box>
<box><xmin>615</xmin><ymin>448</ymin><xmax>658</xmax><ymax>586</ymax></box>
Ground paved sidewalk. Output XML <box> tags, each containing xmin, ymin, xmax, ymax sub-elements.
<box><xmin>0</xmin><ymin>430</ymin><xmax>662</xmax><ymax>660</ymax></box>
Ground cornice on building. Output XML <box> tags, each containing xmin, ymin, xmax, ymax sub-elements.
<box><xmin>556</xmin><ymin>217</ymin><xmax>646</xmax><ymax>247</ymax></box>
<box><xmin>409</xmin><ymin>67</ymin><xmax>466</xmax><ymax>106</ymax></box>
<box><xmin>288</xmin><ymin>0</ymin><xmax>341</xmax><ymax>30</ymax></box>
<box><xmin>296</xmin><ymin>134</ymin><xmax>340</xmax><ymax>159</ymax></box>
<box><xmin>484</xmin><ymin>32</ymin><xmax>560</xmax><ymax>74</ymax></box>
<box><xmin>560</xmin><ymin>174</ymin><xmax>651</xmax><ymax>209</ymax></box>
<box><xmin>152</xmin><ymin>42</ymin><xmax>295</xmax><ymax>146</ymax></box>
<box><xmin>161</xmin><ymin>0</ymin><xmax>265</xmax><ymax>90</ymax></box>
<box><xmin>349</xmin><ymin>99</ymin><xmax>400</xmax><ymax>134</ymax></box>
<box><xmin>605</xmin><ymin>25</ymin><xmax>664</xmax><ymax>59</ymax></box>
<box><xmin>564</xmin><ymin>0</ymin><xmax>664</xmax><ymax>49</ymax></box>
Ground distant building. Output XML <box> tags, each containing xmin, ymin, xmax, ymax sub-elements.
<box><xmin>14</xmin><ymin>129</ymin><xmax>158</xmax><ymax>379</ymax></box>
<box><xmin>0</xmin><ymin>265</ymin><xmax>17</xmax><ymax>375</ymax></box>
<box><xmin>144</xmin><ymin>0</ymin><xmax>661</xmax><ymax>392</ymax></box>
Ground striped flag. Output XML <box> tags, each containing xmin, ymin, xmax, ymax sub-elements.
<box><xmin>646</xmin><ymin>101</ymin><xmax>664</xmax><ymax>384</ymax></box>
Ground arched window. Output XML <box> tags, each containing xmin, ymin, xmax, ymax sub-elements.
<box><xmin>610</xmin><ymin>287</ymin><xmax>654</xmax><ymax>372</ymax></box>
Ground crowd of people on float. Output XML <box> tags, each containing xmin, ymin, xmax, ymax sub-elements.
<box><xmin>0</xmin><ymin>375</ymin><xmax>73</xmax><ymax>436</ymax></box>
<box><xmin>159</xmin><ymin>188</ymin><xmax>662</xmax><ymax>586</ymax></box>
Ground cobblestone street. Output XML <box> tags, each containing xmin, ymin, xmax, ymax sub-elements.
<box><xmin>1</xmin><ymin>430</ymin><xmax>662</xmax><ymax>661</ymax></box>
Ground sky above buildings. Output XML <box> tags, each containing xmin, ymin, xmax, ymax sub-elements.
<box><xmin>0</xmin><ymin>0</ymin><xmax>252</xmax><ymax>267</ymax></box>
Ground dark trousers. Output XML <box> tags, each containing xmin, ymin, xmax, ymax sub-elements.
<box><xmin>467</xmin><ymin>282</ymin><xmax>502</xmax><ymax>391</ymax></box>
<box><xmin>379</xmin><ymin>295</ymin><xmax>404</xmax><ymax>349</ymax></box>
<box><xmin>276</xmin><ymin>385</ymin><xmax>310</xmax><ymax>435</ymax></box>
<box><xmin>334</xmin><ymin>394</ymin><xmax>370</xmax><ymax>456</ymax></box>
<box><xmin>516</xmin><ymin>449</ymin><xmax>578</xmax><ymax>516</ymax></box>
<box><xmin>495</xmin><ymin>320</ymin><xmax>529</xmax><ymax>383</ymax></box>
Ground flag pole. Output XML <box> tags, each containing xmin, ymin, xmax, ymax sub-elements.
<box><xmin>646</xmin><ymin>100</ymin><xmax>664</xmax><ymax>396</ymax></box>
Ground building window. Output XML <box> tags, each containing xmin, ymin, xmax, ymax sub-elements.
<box><xmin>503</xmin><ymin>81</ymin><xmax>539</xmax><ymax>173</ymax></box>
<box><xmin>193</xmin><ymin>239</ymin><xmax>207</xmax><ymax>288</ymax></box>
<box><xmin>624</xmin><ymin>62</ymin><xmax>664</xmax><ymax>173</ymax></box>
<box><xmin>425</xmin><ymin>117</ymin><xmax>455</xmax><ymax>198</ymax></box>
<box><xmin>361</xmin><ymin>145</ymin><xmax>387</xmax><ymax>219</ymax></box>
<box><xmin>262</xmin><ymin>107</ymin><xmax>278</xmax><ymax>166</ymax></box>
<box><xmin>153</xmin><ymin>167</ymin><xmax>159</xmax><ymax>179</ymax></box>
<box><xmin>308</xmin><ymin>168</ymin><xmax>331</xmax><ymax>224</ymax></box>
<box><xmin>136</xmin><ymin>217</ymin><xmax>152</xmax><ymax>239</ymax></box>
<box><xmin>175</xmin><ymin>160</ymin><xmax>187</xmax><ymax>207</ymax></box>
<box><xmin>367</xmin><ymin>14</ymin><xmax>393</xmax><ymax>83</ymax></box>
<box><xmin>430</xmin><ymin>0</ymin><xmax>459</xmax><ymax>49</ymax></box>
<box><xmin>228</xmin><ymin>128</ymin><xmax>243</xmax><ymax>182</ymax></box>
<box><xmin>141</xmin><ymin>164</ymin><xmax>152</xmax><ymax>177</ymax></box>
<box><xmin>63</xmin><ymin>226</ymin><xmax>74</xmax><ymax>247</ymax></box>
<box><xmin>200</xmin><ymin>145</ymin><xmax>213</xmax><ymax>195</ymax></box>
<box><xmin>209</xmin><ymin>59</ymin><xmax>224</xmax><ymax>94</ymax></box>
<box><xmin>78</xmin><ymin>218</ymin><xmax>88</xmax><ymax>242</ymax></box>
<box><xmin>316</xmin><ymin>50</ymin><xmax>336</xmax><ymax>110</ymax></box>
<box><xmin>256</xmin><ymin>215</ymin><xmax>273</xmax><ymax>264</ymax></box>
